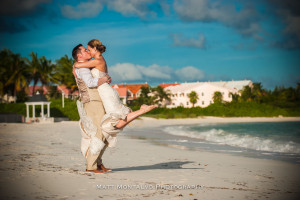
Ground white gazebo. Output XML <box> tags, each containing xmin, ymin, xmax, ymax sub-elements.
<box><xmin>25</xmin><ymin>92</ymin><xmax>52</xmax><ymax>122</ymax></box>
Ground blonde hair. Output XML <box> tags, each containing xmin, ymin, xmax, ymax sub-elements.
<box><xmin>88</xmin><ymin>39</ymin><xmax>106</xmax><ymax>53</ymax></box>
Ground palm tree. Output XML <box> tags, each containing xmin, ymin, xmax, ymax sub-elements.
<box><xmin>25</xmin><ymin>52</ymin><xmax>58</xmax><ymax>96</ymax></box>
<box><xmin>153</xmin><ymin>86</ymin><xmax>171</xmax><ymax>106</ymax></box>
<box><xmin>0</xmin><ymin>49</ymin><xmax>12</xmax><ymax>98</ymax></box>
<box><xmin>188</xmin><ymin>91</ymin><xmax>199</xmax><ymax>107</ymax></box>
<box><xmin>213</xmin><ymin>91</ymin><xmax>223</xmax><ymax>104</ymax></box>
<box><xmin>140</xmin><ymin>86</ymin><xmax>151</xmax><ymax>98</ymax></box>
<box><xmin>6</xmin><ymin>53</ymin><xmax>29</xmax><ymax>102</ymax></box>
<box><xmin>241</xmin><ymin>85</ymin><xmax>252</xmax><ymax>101</ymax></box>
<box><xmin>230</xmin><ymin>92</ymin><xmax>239</xmax><ymax>102</ymax></box>
<box><xmin>0</xmin><ymin>49</ymin><xmax>29</xmax><ymax>102</ymax></box>
<box><xmin>39</xmin><ymin>56</ymin><xmax>56</xmax><ymax>87</ymax></box>
<box><xmin>54</xmin><ymin>55</ymin><xmax>76</xmax><ymax>91</ymax></box>
<box><xmin>25</xmin><ymin>52</ymin><xmax>41</xmax><ymax>94</ymax></box>
<box><xmin>252</xmin><ymin>82</ymin><xmax>264</xmax><ymax>102</ymax></box>
<box><xmin>135</xmin><ymin>86</ymin><xmax>155</xmax><ymax>105</ymax></box>
<box><xmin>296</xmin><ymin>83</ymin><xmax>300</xmax><ymax>101</ymax></box>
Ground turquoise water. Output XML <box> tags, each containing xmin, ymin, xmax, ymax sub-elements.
<box><xmin>125</xmin><ymin>121</ymin><xmax>300</xmax><ymax>163</ymax></box>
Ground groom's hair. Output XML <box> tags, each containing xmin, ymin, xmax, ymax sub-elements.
<box><xmin>72</xmin><ymin>44</ymin><xmax>83</xmax><ymax>61</ymax></box>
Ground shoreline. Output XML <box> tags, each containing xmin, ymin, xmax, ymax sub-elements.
<box><xmin>127</xmin><ymin>116</ymin><xmax>300</xmax><ymax>128</ymax></box>
<box><xmin>124</xmin><ymin>116</ymin><xmax>300</xmax><ymax>164</ymax></box>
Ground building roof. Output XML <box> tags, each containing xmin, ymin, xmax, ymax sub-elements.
<box><xmin>57</xmin><ymin>85</ymin><xmax>78</xmax><ymax>95</ymax></box>
<box><xmin>158</xmin><ymin>83</ymin><xmax>180</xmax><ymax>88</ymax></box>
<box><xmin>165</xmin><ymin>80</ymin><xmax>251</xmax><ymax>93</ymax></box>
<box><xmin>26</xmin><ymin>93</ymin><xmax>49</xmax><ymax>102</ymax></box>
<box><xmin>208</xmin><ymin>80</ymin><xmax>252</xmax><ymax>91</ymax></box>
<box><xmin>114</xmin><ymin>87</ymin><xmax>127</xmax><ymax>97</ymax></box>
<box><xmin>57</xmin><ymin>85</ymin><xmax>71</xmax><ymax>95</ymax></box>
<box><xmin>166</xmin><ymin>82</ymin><xmax>203</xmax><ymax>93</ymax></box>
<box><xmin>28</xmin><ymin>85</ymin><xmax>78</xmax><ymax>96</ymax></box>
<box><xmin>28</xmin><ymin>86</ymin><xmax>49</xmax><ymax>96</ymax></box>
<box><xmin>114</xmin><ymin>83</ymin><xmax>149</xmax><ymax>94</ymax></box>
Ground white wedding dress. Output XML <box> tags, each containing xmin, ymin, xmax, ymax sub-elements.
<box><xmin>91</xmin><ymin>68</ymin><xmax>131</xmax><ymax>147</ymax></box>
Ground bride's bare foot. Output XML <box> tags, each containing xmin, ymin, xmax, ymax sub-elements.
<box><xmin>140</xmin><ymin>104</ymin><xmax>158</xmax><ymax>114</ymax></box>
<box><xmin>115</xmin><ymin>104</ymin><xmax>158</xmax><ymax>129</ymax></box>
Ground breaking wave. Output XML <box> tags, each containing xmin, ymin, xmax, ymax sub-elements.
<box><xmin>163</xmin><ymin>126</ymin><xmax>300</xmax><ymax>154</ymax></box>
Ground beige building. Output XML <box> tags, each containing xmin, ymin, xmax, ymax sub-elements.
<box><xmin>165</xmin><ymin>80</ymin><xmax>252</xmax><ymax>108</ymax></box>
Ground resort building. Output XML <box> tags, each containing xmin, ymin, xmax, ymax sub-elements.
<box><xmin>0</xmin><ymin>94</ymin><xmax>16</xmax><ymax>103</ymax></box>
<box><xmin>56</xmin><ymin>85</ymin><xmax>79</xmax><ymax>99</ymax></box>
<box><xmin>165</xmin><ymin>80</ymin><xmax>252</xmax><ymax>108</ymax></box>
<box><xmin>27</xmin><ymin>85</ymin><xmax>79</xmax><ymax>99</ymax></box>
<box><xmin>23</xmin><ymin>83</ymin><xmax>149</xmax><ymax>104</ymax></box>
<box><xmin>112</xmin><ymin>83</ymin><xmax>149</xmax><ymax>104</ymax></box>
<box><xmin>112</xmin><ymin>85</ymin><xmax>128</xmax><ymax>105</ymax></box>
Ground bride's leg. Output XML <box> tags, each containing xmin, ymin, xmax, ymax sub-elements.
<box><xmin>115</xmin><ymin>105</ymin><xmax>157</xmax><ymax>129</ymax></box>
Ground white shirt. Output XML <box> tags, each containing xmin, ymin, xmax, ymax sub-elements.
<box><xmin>75</xmin><ymin>62</ymin><xmax>98</xmax><ymax>88</ymax></box>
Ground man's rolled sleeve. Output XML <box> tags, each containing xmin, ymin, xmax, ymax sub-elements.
<box><xmin>76</xmin><ymin>68</ymin><xmax>98</xmax><ymax>88</ymax></box>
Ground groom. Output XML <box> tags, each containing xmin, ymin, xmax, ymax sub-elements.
<box><xmin>72</xmin><ymin>44</ymin><xmax>111</xmax><ymax>173</ymax></box>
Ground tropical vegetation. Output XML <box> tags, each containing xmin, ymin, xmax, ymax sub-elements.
<box><xmin>188</xmin><ymin>91</ymin><xmax>199</xmax><ymax>107</ymax></box>
<box><xmin>213</xmin><ymin>91</ymin><xmax>223</xmax><ymax>104</ymax></box>
<box><xmin>0</xmin><ymin>49</ymin><xmax>75</xmax><ymax>102</ymax></box>
<box><xmin>0</xmin><ymin>48</ymin><xmax>299</xmax><ymax>120</ymax></box>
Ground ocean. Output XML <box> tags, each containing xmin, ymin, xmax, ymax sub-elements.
<box><xmin>125</xmin><ymin>121</ymin><xmax>300</xmax><ymax>163</ymax></box>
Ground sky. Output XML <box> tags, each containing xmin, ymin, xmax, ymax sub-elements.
<box><xmin>0</xmin><ymin>0</ymin><xmax>299</xmax><ymax>89</ymax></box>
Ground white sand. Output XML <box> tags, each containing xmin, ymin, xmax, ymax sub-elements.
<box><xmin>0</xmin><ymin>117</ymin><xmax>299</xmax><ymax>200</ymax></box>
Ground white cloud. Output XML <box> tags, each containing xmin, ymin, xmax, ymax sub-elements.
<box><xmin>267</xmin><ymin>0</ymin><xmax>300</xmax><ymax>49</ymax></box>
<box><xmin>106</xmin><ymin>0</ymin><xmax>155</xmax><ymax>18</ymax></box>
<box><xmin>173</xmin><ymin>0</ymin><xmax>263</xmax><ymax>41</ymax></box>
<box><xmin>61</xmin><ymin>0</ymin><xmax>156</xmax><ymax>19</ymax></box>
<box><xmin>171</xmin><ymin>33</ymin><xmax>206</xmax><ymax>48</ymax></box>
<box><xmin>138</xmin><ymin>64</ymin><xmax>172</xmax><ymax>79</ymax></box>
<box><xmin>175</xmin><ymin>66</ymin><xmax>205</xmax><ymax>81</ymax></box>
<box><xmin>109</xmin><ymin>63</ymin><xmax>172</xmax><ymax>81</ymax></box>
<box><xmin>61</xmin><ymin>0</ymin><xmax>103</xmax><ymax>19</ymax></box>
<box><xmin>108</xmin><ymin>63</ymin><xmax>205</xmax><ymax>83</ymax></box>
<box><xmin>108</xmin><ymin>63</ymin><xmax>143</xmax><ymax>81</ymax></box>
<box><xmin>160</xmin><ymin>1</ymin><xmax>171</xmax><ymax>16</ymax></box>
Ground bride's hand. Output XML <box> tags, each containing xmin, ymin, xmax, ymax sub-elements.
<box><xmin>97</xmin><ymin>75</ymin><xmax>110</xmax><ymax>86</ymax></box>
<box><xmin>106</xmin><ymin>74</ymin><xmax>111</xmax><ymax>84</ymax></box>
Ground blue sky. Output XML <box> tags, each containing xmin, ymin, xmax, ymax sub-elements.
<box><xmin>0</xmin><ymin>0</ymin><xmax>299</xmax><ymax>89</ymax></box>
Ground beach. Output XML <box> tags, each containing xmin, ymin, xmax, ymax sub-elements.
<box><xmin>0</xmin><ymin>117</ymin><xmax>299</xmax><ymax>200</ymax></box>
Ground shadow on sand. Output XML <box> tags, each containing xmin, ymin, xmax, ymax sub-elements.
<box><xmin>112</xmin><ymin>161</ymin><xmax>203</xmax><ymax>172</ymax></box>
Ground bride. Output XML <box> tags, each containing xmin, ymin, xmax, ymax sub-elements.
<box><xmin>74</xmin><ymin>39</ymin><xmax>157</xmax><ymax>145</ymax></box>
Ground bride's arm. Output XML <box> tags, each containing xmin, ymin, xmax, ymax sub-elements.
<box><xmin>73</xmin><ymin>59</ymin><xmax>100</xmax><ymax>68</ymax></box>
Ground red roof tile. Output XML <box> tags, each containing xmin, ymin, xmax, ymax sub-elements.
<box><xmin>28</xmin><ymin>86</ymin><xmax>50</xmax><ymax>96</ymax></box>
<box><xmin>114</xmin><ymin>88</ymin><xmax>127</xmax><ymax>97</ymax></box>
<box><xmin>57</xmin><ymin>85</ymin><xmax>72</xmax><ymax>95</ymax></box>
<box><xmin>114</xmin><ymin>84</ymin><xmax>149</xmax><ymax>94</ymax></box>
<box><xmin>27</xmin><ymin>85</ymin><xmax>78</xmax><ymax>96</ymax></box>
<box><xmin>158</xmin><ymin>83</ymin><xmax>180</xmax><ymax>88</ymax></box>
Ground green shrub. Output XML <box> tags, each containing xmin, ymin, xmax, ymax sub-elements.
<box><xmin>1</xmin><ymin>100</ymin><xmax>299</xmax><ymax>120</ymax></box>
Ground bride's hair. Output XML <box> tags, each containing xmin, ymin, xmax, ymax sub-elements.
<box><xmin>88</xmin><ymin>39</ymin><xmax>106</xmax><ymax>53</ymax></box>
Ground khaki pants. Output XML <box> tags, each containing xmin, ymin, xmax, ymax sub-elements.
<box><xmin>84</xmin><ymin>100</ymin><xmax>108</xmax><ymax>170</ymax></box>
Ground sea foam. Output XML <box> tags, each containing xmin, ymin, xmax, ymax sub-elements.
<box><xmin>163</xmin><ymin>126</ymin><xmax>300</xmax><ymax>154</ymax></box>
